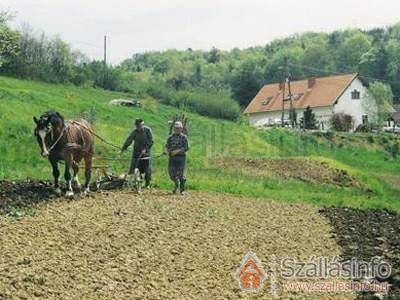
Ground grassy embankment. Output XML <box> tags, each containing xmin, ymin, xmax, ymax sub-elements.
<box><xmin>0</xmin><ymin>76</ymin><xmax>399</xmax><ymax>210</ymax></box>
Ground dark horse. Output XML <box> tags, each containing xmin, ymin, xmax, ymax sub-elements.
<box><xmin>33</xmin><ymin>111</ymin><xmax>94</xmax><ymax>197</ymax></box>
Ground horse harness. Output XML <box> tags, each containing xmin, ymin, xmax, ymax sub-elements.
<box><xmin>48</xmin><ymin>121</ymin><xmax>91</xmax><ymax>156</ymax></box>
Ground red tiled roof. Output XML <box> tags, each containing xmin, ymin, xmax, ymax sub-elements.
<box><xmin>244</xmin><ymin>74</ymin><xmax>358</xmax><ymax>114</ymax></box>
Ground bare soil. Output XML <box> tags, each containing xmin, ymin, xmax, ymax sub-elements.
<box><xmin>0</xmin><ymin>179</ymin><xmax>57</xmax><ymax>213</ymax></box>
<box><xmin>321</xmin><ymin>207</ymin><xmax>400</xmax><ymax>300</ymax></box>
<box><xmin>0</xmin><ymin>190</ymin><xmax>352</xmax><ymax>299</ymax></box>
<box><xmin>213</xmin><ymin>157</ymin><xmax>363</xmax><ymax>189</ymax></box>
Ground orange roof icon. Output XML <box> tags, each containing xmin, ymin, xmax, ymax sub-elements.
<box><xmin>235</xmin><ymin>251</ymin><xmax>267</xmax><ymax>292</ymax></box>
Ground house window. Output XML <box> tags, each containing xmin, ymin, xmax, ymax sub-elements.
<box><xmin>351</xmin><ymin>89</ymin><xmax>360</xmax><ymax>100</ymax></box>
<box><xmin>262</xmin><ymin>97</ymin><xmax>273</xmax><ymax>105</ymax></box>
<box><xmin>292</xmin><ymin>93</ymin><xmax>304</xmax><ymax>101</ymax></box>
<box><xmin>362</xmin><ymin>115</ymin><xmax>368</xmax><ymax>125</ymax></box>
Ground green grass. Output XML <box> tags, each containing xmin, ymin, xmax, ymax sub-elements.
<box><xmin>0</xmin><ymin>76</ymin><xmax>399</xmax><ymax>210</ymax></box>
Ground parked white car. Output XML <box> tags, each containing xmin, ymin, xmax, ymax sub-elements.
<box><xmin>383</xmin><ymin>126</ymin><xmax>400</xmax><ymax>134</ymax></box>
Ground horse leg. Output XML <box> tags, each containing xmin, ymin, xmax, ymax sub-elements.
<box><xmin>50</xmin><ymin>159</ymin><xmax>61</xmax><ymax>195</ymax></box>
<box><xmin>72</xmin><ymin>159</ymin><xmax>81</xmax><ymax>191</ymax></box>
<box><xmin>83</xmin><ymin>152</ymin><xmax>93</xmax><ymax>194</ymax></box>
<box><xmin>64</xmin><ymin>159</ymin><xmax>74</xmax><ymax>198</ymax></box>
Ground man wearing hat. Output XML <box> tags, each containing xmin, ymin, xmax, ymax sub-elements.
<box><xmin>165</xmin><ymin>121</ymin><xmax>189</xmax><ymax>194</ymax></box>
<box><xmin>121</xmin><ymin>118</ymin><xmax>153</xmax><ymax>188</ymax></box>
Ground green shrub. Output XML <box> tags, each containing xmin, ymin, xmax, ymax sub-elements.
<box><xmin>80</xmin><ymin>106</ymin><xmax>97</xmax><ymax>125</ymax></box>
<box><xmin>186</xmin><ymin>90</ymin><xmax>240</xmax><ymax>120</ymax></box>
<box><xmin>379</xmin><ymin>135</ymin><xmax>390</xmax><ymax>145</ymax></box>
<box><xmin>301</xmin><ymin>134</ymin><xmax>318</xmax><ymax>145</ymax></box>
<box><xmin>148</xmin><ymin>83</ymin><xmax>240</xmax><ymax>120</ymax></box>
<box><xmin>323</xmin><ymin>130</ymin><xmax>335</xmax><ymax>141</ymax></box>
<box><xmin>367</xmin><ymin>135</ymin><xmax>375</xmax><ymax>143</ymax></box>
<box><xmin>329</xmin><ymin>113</ymin><xmax>354</xmax><ymax>132</ymax></box>
<box><xmin>147</xmin><ymin>83</ymin><xmax>175</xmax><ymax>105</ymax></box>
<box><xmin>355</xmin><ymin>123</ymin><xmax>374</xmax><ymax>133</ymax></box>
<box><xmin>385</xmin><ymin>141</ymin><xmax>399</xmax><ymax>159</ymax></box>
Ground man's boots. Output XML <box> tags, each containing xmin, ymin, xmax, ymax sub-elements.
<box><xmin>172</xmin><ymin>181</ymin><xmax>179</xmax><ymax>194</ymax></box>
<box><xmin>179</xmin><ymin>178</ymin><xmax>186</xmax><ymax>194</ymax></box>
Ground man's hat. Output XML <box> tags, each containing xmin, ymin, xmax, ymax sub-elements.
<box><xmin>135</xmin><ymin>118</ymin><xmax>144</xmax><ymax>125</ymax></box>
<box><xmin>174</xmin><ymin>121</ymin><xmax>183</xmax><ymax>128</ymax></box>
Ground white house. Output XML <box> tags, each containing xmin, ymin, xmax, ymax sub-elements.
<box><xmin>244</xmin><ymin>74</ymin><xmax>378</xmax><ymax>130</ymax></box>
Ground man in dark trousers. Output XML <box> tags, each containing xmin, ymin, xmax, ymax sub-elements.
<box><xmin>121</xmin><ymin>118</ymin><xmax>153</xmax><ymax>188</ymax></box>
<box><xmin>165</xmin><ymin>121</ymin><xmax>189</xmax><ymax>194</ymax></box>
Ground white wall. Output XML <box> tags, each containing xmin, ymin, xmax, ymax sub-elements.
<box><xmin>333</xmin><ymin>78</ymin><xmax>377</xmax><ymax>128</ymax></box>
<box><xmin>248</xmin><ymin>106</ymin><xmax>333</xmax><ymax>128</ymax></box>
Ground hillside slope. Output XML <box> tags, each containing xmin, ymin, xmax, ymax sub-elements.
<box><xmin>0</xmin><ymin>76</ymin><xmax>399</xmax><ymax>210</ymax></box>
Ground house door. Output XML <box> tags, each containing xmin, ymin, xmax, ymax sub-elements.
<box><xmin>362</xmin><ymin>115</ymin><xmax>368</xmax><ymax>125</ymax></box>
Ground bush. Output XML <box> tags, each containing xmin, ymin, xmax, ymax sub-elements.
<box><xmin>147</xmin><ymin>82</ymin><xmax>175</xmax><ymax>105</ymax></box>
<box><xmin>147</xmin><ymin>83</ymin><xmax>240</xmax><ymax>120</ymax></box>
<box><xmin>71</xmin><ymin>73</ymin><xmax>87</xmax><ymax>86</ymax></box>
<box><xmin>379</xmin><ymin>135</ymin><xmax>390</xmax><ymax>145</ymax></box>
<box><xmin>323</xmin><ymin>130</ymin><xmax>335</xmax><ymax>140</ymax></box>
<box><xmin>186</xmin><ymin>90</ymin><xmax>241</xmax><ymax>120</ymax></box>
<box><xmin>80</xmin><ymin>106</ymin><xmax>96</xmax><ymax>125</ymax></box>
<box><xmin>355</xmin><ymin>123</ymin><xmax>376</xmax><ymax>133</ymax></box>
<box><xmin>367</xmin><ymin>135</ymin><xmax>375</xmax><ymax>143</ymax></box>
<box><xmin>330</xmin><ymin>113</ymin><xmax>354</xmax><ymax>132</ymax></box>
<box><xmin>140</xmin><ymin>97</ymin><xmax>157</xmax><ymax>113</ymax></box>
<box><xmin>385</xmin><ymin>141</ymin><xmax>399</xmax><ymax>159</ymax></box>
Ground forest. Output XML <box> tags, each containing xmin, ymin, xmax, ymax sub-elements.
<box><xmin>1</xmin><ymin>11</ymin><xmax>400</xmax><ymax>120</ymax></box>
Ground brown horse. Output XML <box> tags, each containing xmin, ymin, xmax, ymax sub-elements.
<box><xmin>33</xmin><ymin>111</ymin><xmax>94</xmax><ymax>197</ymax></box>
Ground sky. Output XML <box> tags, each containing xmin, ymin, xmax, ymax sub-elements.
<box><xmin>2</xmin><ymin>0</ymin><xmax>400</xmax><ymax>64</ymax></box>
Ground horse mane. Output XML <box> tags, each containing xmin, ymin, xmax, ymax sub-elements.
<box><xmin>41</xmin><ymin>111</ymin><xmax>64</xmax><ymax>127</ymax></box>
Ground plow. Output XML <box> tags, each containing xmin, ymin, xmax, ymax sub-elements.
<box><xmin>89</xmin><ymin>155</ymin><xmax>165</xmax><ymax>193</ymax></box>
<box><xmin>81</xmin><ymin>114</ymin><xmax>188</xmax><ymax>193</ymax></box>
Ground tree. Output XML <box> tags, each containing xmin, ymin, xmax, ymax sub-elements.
<box><xmin>231</xmin><ymin>59</ymin><xmax>263</xmax><ymax>107</ymax></box>
<box><xmin>48</xmin><ymin>36</ymin><xmax>74</xmax><ymax>83</ymax></box>
<box><xmin>303</xmin><ymin>44</ymin><xmax>335</xmax><ymax>75</ymax></box>
<box><xmin>207</xmin><ymin>47</ymin><xmax>220</xmax><ymax>64</ymax></box>
<box><xmin>301</xmin><ymin>106</ymin><xmax>317</xmax><ymax>129</ymax></box>
<box><xmin>0</xmin><ymin>11</ymin><xmax>19</xmax><ymax>69</ymax></box>
<box><xmin>337</xmin><ymin>32</ymin><xmax>372</xmax><ymax>71</ymax></box>
<box><xmin>365</xmin><ymin>82</ymin><xmax>394</xmax><ymax>125</ymax></box>
<box><xmin>265</xmin><ymin>47</ymin><xmax>305</xmax><ymax>83</ymax></box>
<box><xmin>192</xmin><ymin>63</ymin><xmax>202</xmax><ymax>85</ymax></box>
<box><xmin>385</xmin><ymin>39</ymin><xmax>400</xmax><ymax>96</ymax></box>
<box><xmin>389</xmin><ymin>22</ymin><xmax>400</xmax><ymax>40</ymax></box>
<box><xmin>153</xmin><ymin>58</ymin><xmax>169</xmax><ymax>74</ymax></box>
<box><xmin>359</xmin><ymin>46</ymin><xmax>387</xmax><ymax>79</ymax></box>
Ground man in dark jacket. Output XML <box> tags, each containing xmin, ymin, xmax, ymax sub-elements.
<box><xmin>121</xmin><ymin>118</ymin><xmax>153</xmax><ymax>187</ymax></box>
<box><xmin>165</xmin><ymin>121</ymin><xmax>189</xmax><ymax>194</ymax></box>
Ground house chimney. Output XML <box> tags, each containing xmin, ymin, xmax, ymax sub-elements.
<box><xmin>308</xmin><ymin>77</ymin><xmax>316</xmax><ymax>88</ymax></box>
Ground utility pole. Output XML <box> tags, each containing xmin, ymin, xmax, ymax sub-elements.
<box><xmin>281</xmin><ymin>79</ymin><xmax>285</xmax><ymax>127</ymax></box>
<box><xmin>281</xmin><ymin>58</ymin><xmax>288</xmax><ymax>127</ymax></box>
<box><xmin>103</xmin><ymin>35</ymin><xmax>107</xmax><ymax>66</ymax></box>
<box><xmin>284</xmin><ymin>58</ymin><xmax>295</xmax><ymax>128</ymax></box>
<box><xmin>103</xmin><ymin>35</ymin><xmax>107</xmax><ymax>87</ymax></box>
<box><xmin>288</xmin><ymin>75</ymin><xmax>294</xmax><ymax>128</ymax></box>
